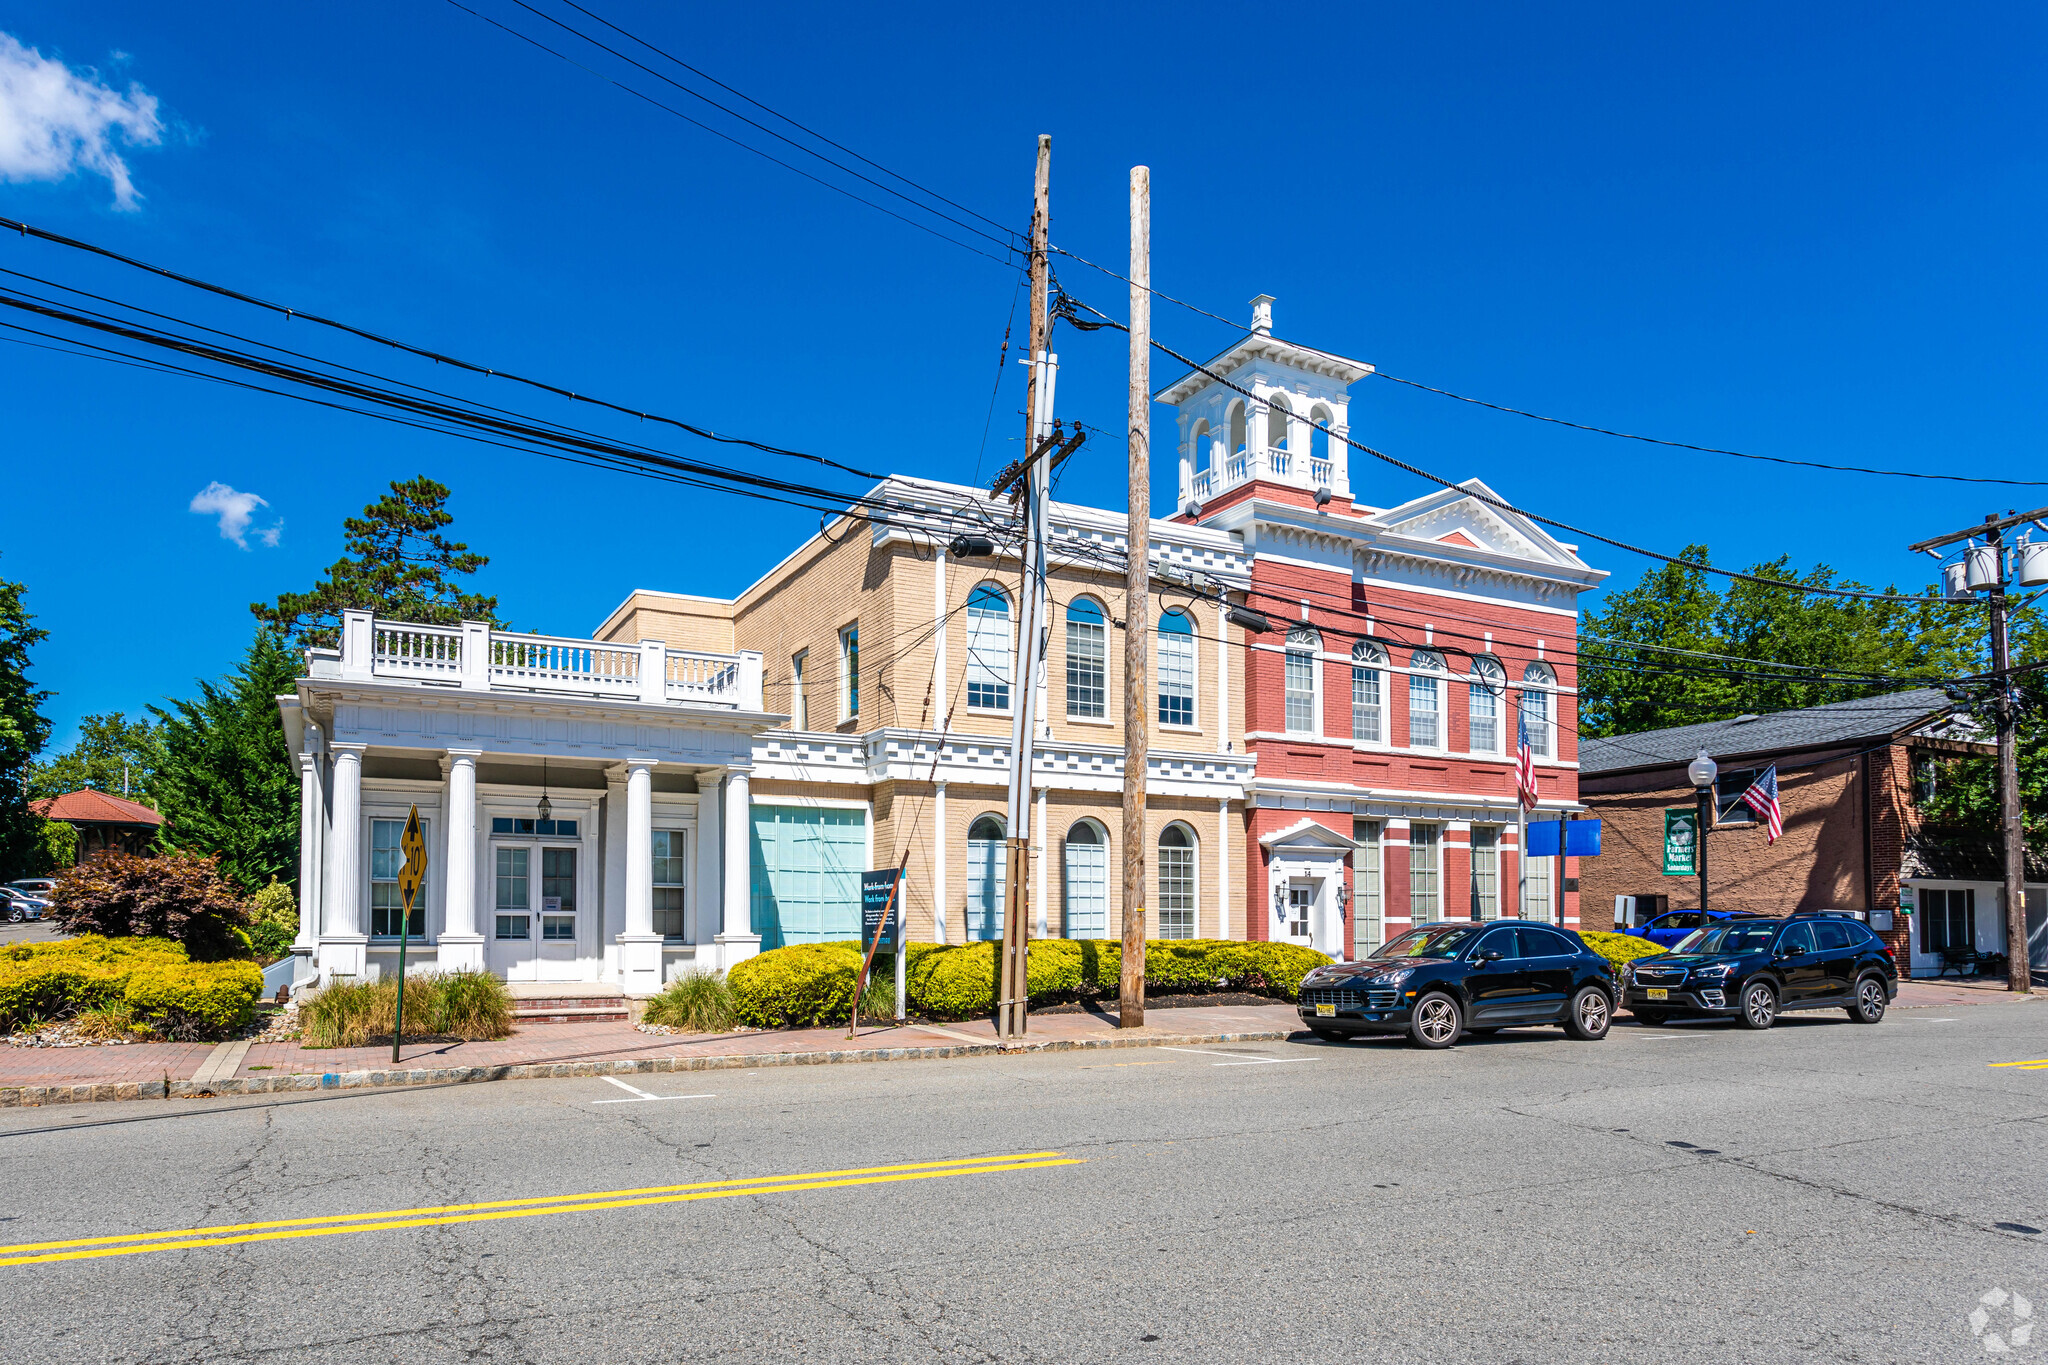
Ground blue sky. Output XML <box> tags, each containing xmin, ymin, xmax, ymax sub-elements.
<box><xmin>3</xmin><ymin>1</ymin><xmax>2044</xmax><ymax>749</ymax></box>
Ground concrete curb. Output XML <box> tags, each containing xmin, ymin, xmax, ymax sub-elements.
<box><xmin>0</xmin><ymin>1028</ymin><xmax>1301</xmax><ymax>1108</ymax></box>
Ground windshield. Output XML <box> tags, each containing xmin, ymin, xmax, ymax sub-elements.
<box><xmin>1676</xmin><ymin>922</ymin><xmax>1779</xmax><ymax>955</ymax></box>
<box><xmin>1372</xmin><ymin>925</ymin><xmax>1482</xmax><ymax>959</ymax></box>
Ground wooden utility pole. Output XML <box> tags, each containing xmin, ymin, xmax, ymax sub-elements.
<box><xmin>1120</xmin><ymin>166</ymin><xmax>1150</xmax><ymax>1028</ymax></box>
<box><xmin>998</xmin><ymin>136</ymin><xmax>1053</xmax><ymax>1041</ymax></box>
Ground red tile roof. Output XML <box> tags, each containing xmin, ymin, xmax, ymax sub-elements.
<box><xmin>31</xmin><ymin>790</ymin><xmax>165</xmax><ymax>826</ymax></box>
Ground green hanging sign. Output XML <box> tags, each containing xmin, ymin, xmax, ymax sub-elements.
<box><xmin>1663</xmin><ymin>808</ymin><xmax>1699</xmax><ymax>876</ymax></box>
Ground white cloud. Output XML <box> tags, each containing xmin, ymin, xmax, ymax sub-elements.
<box><xmin>190</xmin><ymin>482</ymin><xmax>281</xmax><ymax>550</ymax></box>
<box><xmin>0</xmin><ymin>33</ymin><xmax>162</xmax><ymax>210</ymax></box>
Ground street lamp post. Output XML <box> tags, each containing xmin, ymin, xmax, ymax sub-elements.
<box><xmin>1688</xmin><ymin>750</ymin><xmax>1718</xmax><ymax>926</ymax></box>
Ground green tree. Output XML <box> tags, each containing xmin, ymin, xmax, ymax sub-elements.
<box><xmin>0</xmin><ymin>562</ymin><xmax>53</xmax><ymax>878</ymax></box>
<box><xmin>251</xmin><ymin>476</ymin><xmax>501</xmax><ymax>649</ymax></box>
<box><xmin>151</xmin><ymin>632</ymin><xmax>300</xmax><ymax>894</ymax></box>
<box><xmin>28</xmin><ymin>712</ymin><xmax>163</xmax><ymax>804</ymax></box>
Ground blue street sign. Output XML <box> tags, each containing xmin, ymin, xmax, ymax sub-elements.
<box><xmin>1526</xmin><ymin>820</ymin><xmax>1602</xmax><ymax>858</ymax></box>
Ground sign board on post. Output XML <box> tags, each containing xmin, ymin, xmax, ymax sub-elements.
<box><xmin>393</xmin><ymin>804</ymin><xmax>427</xmax><ymax>1064</ymax></box>
<box><xmin>861</xmin><ymin>870</ymin><xmax>902</xmax><ymax>954</ymax></box>
<box><xmin>1898</xmin><ymin>885</ymin><xmax>1917</xmax><ymax>917</ymax></box>
<box><xmin>1527</xmin><ymin>820</ymin><xmax>1603</xmax><ymax>858</ymax></box>
<box><xmin>1662</xmin><ymin>809</ymin><xmax>1699</xmax><ymax>876</ymax></box>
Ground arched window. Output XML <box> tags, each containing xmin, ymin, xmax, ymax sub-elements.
<box><xmin>1157</xmin><ymin>609</ymin><xmax>1196</xmax><ymax>727</ymax></box>
<box><xmin>967</xmin><ymin>814</ymin><xmax>1006</xmax><ymax>941</ymax></box>
<box><xmin>1309</xmin><ymin>404</ymin><xmax>1333</xmax><ymax>464</ymax></box>
<box><xmin>1065</xmin><ymin>597</ymin><xmax>1106</xmax><ymax>719</ymax></box>
<box><xmin>1190</xmin><ymin>419</ymin><xmax>1211</xmax><ymax>472</ymax></box>
<box><xmin>1158</xmin><ymin>824</ymin><xmax>1197</xmax><ymax>939</ymax></box>
<box><xmin>1062</xmin><ymin>820</ymin><xmax>1108</xmax><ymax>939</ymax></box>
<box><xmin>1469</xmin><ymin>655</ymin><xmax>1505</xmax><ymax>754</ymax></box>
<box><xmin>1351</xmin><ymin>641</ymin><xmax>1386</xmax><ymax>743</ymax></box>
<box><xmin>1520</xmin><ymin>661</ymin><xmax>1555</xmax><ymax>758</ymax></box>
<box><xmin>1266</xmin><ymin>393</ymin><xmax>1291</xmax><ymax>451</ymax></box>
<box><xmin>1409</xmin><ymin>649</ymin><xmax>1446</xmax><ymax>749</ymax></box>
<box><xmin>1228</xmin><ymin>401</ymin><xmax>1247</xmax><ymax>455</ymax></box>
<box><xmin>965</xmin><ymin>583</ymin><xmax>1012</xmax><ymax>711</ymax></box>
<box><xmin>1285</xmin><ymin>627</ymin><xmax>1320</xmax><ymax>734</ymax></box>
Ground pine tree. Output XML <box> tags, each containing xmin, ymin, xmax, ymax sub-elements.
<box><xmin>0</xmin><ymin>563</ymin><xmax>52</xmax><ymax>878</ymax></box>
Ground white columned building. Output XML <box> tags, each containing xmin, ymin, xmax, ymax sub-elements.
<box><xmin>279</xmin><ymin>609</ymin><xmax>777</xmax><ymax>995</ymax></box>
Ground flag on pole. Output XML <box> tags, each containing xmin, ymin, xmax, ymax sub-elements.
<box><xmin>1740</xmin><ymin>765</ymin><xmax>1783</xmax><ymax>844</ymax></box>
<box><xmin>1516</xmin><ymin>709</ymin><xmax>1539</xmax><ymax>811</ymax></box>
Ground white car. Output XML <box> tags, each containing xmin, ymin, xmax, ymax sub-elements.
<box><xmin>3</xmin><ymin>888</ymin><xmax>49</xmax><ymax>923</ymax></box>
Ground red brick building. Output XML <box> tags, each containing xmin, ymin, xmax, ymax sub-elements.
<box><xmin>1576</xmin><ymin>689</ymin><xmax>2044</xmax><ymax>977</ymax></box>
<box><xmin>1164</xmin><ymin>298</ymin><xmax>1607</xmax><ymax>959</ymax></box>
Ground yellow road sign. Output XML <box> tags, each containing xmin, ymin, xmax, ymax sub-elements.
<box><xmin>398</xmin><ymin>804</ymin><xmax>427</xmax><ymax>912</ymax></box>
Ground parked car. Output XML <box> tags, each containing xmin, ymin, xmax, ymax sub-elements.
<box><xmin>1298</xmin><ymin>920</ymin><xmax>1617</xmax><ymax>1049</ymax></box>
<box><xmin>1625</xmin><ymin>908</ymin><xmax>1772</xmax><ymax>949</ymax></box>
<box><xmin>2</xmin><ymin>887</ymin><xmax>49</xmax><ymax>923</ymax></box>
<box><xmin>7</xmin><ymin>878</ymin><xmax>58</xmax><ymax>898</ymax></box>
<box><xmin>1622</xmin><ymin>913</ymin><xmax>1898</xmax><ymax>1028</ymax></box>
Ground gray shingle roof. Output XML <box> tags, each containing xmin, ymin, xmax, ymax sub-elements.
<box><xmin>1580</xmin><ymin>687</ymin><xmax>1956</xmax><ymax>776</ymax></box>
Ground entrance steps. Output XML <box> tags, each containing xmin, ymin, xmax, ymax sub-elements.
<box><xmin>506</xmin><ymin>982</ymin><xmax>630</xmax><ymax>1025</ymax></box>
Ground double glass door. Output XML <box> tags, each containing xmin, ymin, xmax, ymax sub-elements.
<box><xmin>492</xmin><ymin>844</ymin><xmax>580</xmax><ymax>980</ymax></box>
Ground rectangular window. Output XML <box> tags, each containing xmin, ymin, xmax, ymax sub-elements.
<box><xmin>1470</xmin><ymin>826</ymin><xmax>1499</xmax><ymax>920</ymax></box>
<box><xmin>370</xmin><ymin>818</ymin><xmax>425</xmax><ymax>938</ymax></box>
<box><xmin>791</xmin><ymin>650</ymin><xmax>808</xmax><ymax>730</ymax></box>
<box><xmin>1157</xmin><ymin>842</ymin><xmax>1195</xmax><ymax>939</ymax></box>
<box><xmin>1920</xmin><ymin>888</ymin><xmax>1975</xmax><ymax>953</ymax></box>
<box><xmin>652</xmin><ymin>830</ymin><xmax>687</xmax><ymax>940</ymax></box>
<box><xmin>1286</xmin><ymin>883</ymin><xmax>1313</xmax><ymax>940</ymax></box>
<box><xmin>1714</xmin><ymin>769</ymin><xmax>1758</xmax><ymax>825</ymax></box>
<box><xmin>1470</xmin><ymin>680</ymin><xmax>1498</xmax><ymax>754</ymax></box>
<box><xmin>1356</xmin><ymin>821</ymin><xmax>1383</xmax><ymax>952</ymax></box>
<box><xmin>1410</xmin><ymin>824</ymin><xmax>1441</xmax><ymax>920</ymax></box>
<box><xmin>540</xmin><ymin>847</ymin><xmax>576</xmax><ymax>944</ymax></box>
<box><xmin>1409</xmin><ymin>674</ymin><xmax>1440</xmax><ymax>748</ymax></box>
<box><xmin>494</xmin><ymin>846</ymin><xmax>529</xmax><ymax>940</ymax></box>
<box><xmin>840</xmin><ymin>625</ymin><xmax>859</xmax><ymax>720</ymax></box>
<box><xmin>965</xmin><ymin>595</ymin><xmax>1011</xmax><ymax>711</ymax></box>
<box><xmin>490</xmin><ymin>818</ymin><xmax>578</xmax><ymax>837</ymax></box>
<box><xmin>1158</xmin><ymin>632</ymin><xmax>1195</xmax><ymax>727</ymax></box>
<box><xmin>1352</xmin><ymin>664</ymin><xmax>1382</xmax><ymax>743</ymax></box>
<box><xmin>1521</xmin><ymin>690</ymin><xmax>1551</xmax><ymax>758</ymax></box>
<box><xmin>1284</xmin><ymin>648</ymin><xmax>1316</xmax><ymax>733</ymax></box>
<box><xmin>1523</xmin><ymin>844</ymin><xmax>1552</xmax><ymax>922</ymax></box>
<box><xmin>1066</xmin><ymin>615</ymin><xmax>1106</xmax><ymax>719</ymax></box>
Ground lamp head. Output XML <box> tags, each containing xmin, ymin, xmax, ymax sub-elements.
<box><xmin>1687</xmin><ymin>750</ymin><xmax>1718</xmax><ymax>789</ymax></box>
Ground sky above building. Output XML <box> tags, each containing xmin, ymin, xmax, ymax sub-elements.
<box><xmin>3</xmin><ymin>0</ymin><xmax>2044</xmax><ymax>747</ymax></box>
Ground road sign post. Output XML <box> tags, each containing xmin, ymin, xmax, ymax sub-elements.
<box><xmin>393</xmin><ymin>804</ymin><xmax>427</xmax><ymax>1064</ymax></box>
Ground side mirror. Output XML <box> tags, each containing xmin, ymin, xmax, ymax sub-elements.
<box><xmin>1476</xmin><ymin>950</ymin><xmax>1504</xmax><ymax>963</ymax></box>
<box><xmin>1780</xmin><ymin>943</ymin><xmax>1805</xmax><ymax>957</ymax></box>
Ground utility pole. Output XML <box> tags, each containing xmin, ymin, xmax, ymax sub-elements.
<box><xmin>1907</xmin><ymin>505</ymin><xmax>2048</xmax><ymax>995</ymax></box>
<box><xmin>998</xmin><ymin>136</ymin><xmax>1053</xmax><ymax>1042</ymax></box>
<box><xmin>1120</xmin><ymin>165</ymin><xmax>1150</xmax><ymax>1028</ymax></box>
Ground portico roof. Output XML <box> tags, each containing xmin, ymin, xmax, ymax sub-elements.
<box><xmin>1154</xmin><ymin>332</ymin><xmax>1374</xmax><ymax>406</ymax></box>
<box><xmin>1257</xmin><ymin>817</ymin><xmax>1363</xmax><ymax>851</ymax></box>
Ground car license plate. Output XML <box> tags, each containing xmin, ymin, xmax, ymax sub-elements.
<box><xmin>1315</xmin><ymin>1003</ymin><xmax>1336</xmax><ymax>1017</ymax></box>
<box><xmin>1646</xmin><ymin>988</ymin><xmax>1669</xmax><ymax>1000</ymax></box>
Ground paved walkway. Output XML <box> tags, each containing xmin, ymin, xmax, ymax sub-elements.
<box><xmin>0</xmin><ymin>980</ymin><xmax>2032</xmax><ymax>1105</ymax></box>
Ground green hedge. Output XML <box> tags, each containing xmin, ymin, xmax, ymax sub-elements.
<box><xmin>0</xmin><ymin>935</ymin><xmax>263</xmax><ymax>1039</ymax></box>
<box><xmin>728</xmin><ymin>938</ymin><xmax>1333</xmax><ymax>1028</ymax></box>
<box><xmin>1579</xmin><ymin>930</ymin><xmax>1665</xmax><ymax>976</ymax></box>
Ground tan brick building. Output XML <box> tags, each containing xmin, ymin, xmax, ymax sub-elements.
<box><xmin>1578</xmin><ymin>689</ymin><xmax>2044</xmax><ymax>977</ymax></box>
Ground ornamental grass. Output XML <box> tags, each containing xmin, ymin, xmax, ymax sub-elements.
<box><xmin>299</xmin><ymin>971</ymin><xmax>513</xmax><ymax>1048</ymax></box>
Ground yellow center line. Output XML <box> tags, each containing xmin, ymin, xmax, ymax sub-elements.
<box><xmin>0</xmin><ymin>1152</ymin><xmax>1072</xmax><ymax>1261</ymax></box>
<box><xmin>1988</xmin><ymin>1060</ymin><xmax>2048</xmax><ymax>1069</ymax></box>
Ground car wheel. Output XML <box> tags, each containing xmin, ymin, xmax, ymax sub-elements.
<box><xmin>1632</xmin><ymin>1008</ymin><xmax>1668</xmax><ymax>1026</ymax></box>
<box><xmin>4</xmin><ymin>907</ymin><xmax>21</xmax><ymax>924</ymax></box>
<box><xmin>1407</xmin><ymin>993</ymin><xmax>1462</xmax><ymax>1049</ymax></box>
<box><xmin>1565</xmin><ymin>987</ymin><xmax>1612</xmax><ymax>1040</ymax></box>
<box><xmin>1846</xmin><ymin>975</ymin><xmax>1888</xmax><ymax>1024</ymax></box>
<box><xmin>1737</xmin><ymin>980</ymin><xmax>1778</xmax><ymax>1030</ymax></box>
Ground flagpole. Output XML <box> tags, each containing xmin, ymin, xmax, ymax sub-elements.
<box><xmin>1517</xmin><ymin>802</ymin><xmax>1527</xmax><ymax>921</ymax></box>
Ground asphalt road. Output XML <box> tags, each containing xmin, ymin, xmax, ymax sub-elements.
<box><xmin>4</xmin><ymin>1003</ymin><xmax>2047</xmax><ymax>1364</ymax></box>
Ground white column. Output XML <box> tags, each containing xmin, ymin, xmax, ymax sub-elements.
<box><xmin>438</xmin><ymin>749</ymin><xmax>484</xmax><ymax>973</ymax></box>
<box><xmin>1216</xmin><ymin>597</ymin><xmax>1230</xmax><ymax>747</ymax></box>
<box><xmin>617</xmin><ymin>759</ymin><xmax>662</xmax><ymax>994</ymax></box>
<box><xmin>320</xmin><ymin>744</ymin><xmax>368</xmax><ymax>981</ymax></box>
<box><xmin>714</xmin><ymin>767</ymin><xmax>760</xmax><ymax>966</ymax></box>
<box><xmin>294</xmin><ymin>750</ymin><xmax>321</xmax><ymax>950</ymax></box>
<box><xmin>1217</xmin><ymin>797</ymin><xmax>1231</xmax><ymax>940</ymax></box>
<box><xmin>932</xmin><ymin>780</ymin><xmax>948</xmax><ymax>944</ymax></box>
<box><xmin>933</xmin><ymin>545</ymin><xmax>948</xmax><ymax>725</ymax></box>
<box><xmin>1033</xmin><ymin>786</ymin><xmax>1048</xmax><ymax>938</ymax></box>
<box><xmin>602</xmin><ymin>768</ymin><xmax>629</xmax><ymax>980</ymax></box>
<box><xmin>695</xmin><ymin>768</ymin><xmax>722</xmax><ymax>947</ymax></box>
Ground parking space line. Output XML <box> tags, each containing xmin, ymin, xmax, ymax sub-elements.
<box><xmin>1157</xmin><ymin>1047</ymin><xmax>1318</xmax><ymax>1067</ymax></box>
<box><xmin>592</xmin><ymin>1076</ymin><xmax>717</xmax><ymax>1105</ymax></box>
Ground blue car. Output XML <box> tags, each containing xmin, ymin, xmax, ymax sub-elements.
<box><xmin>1626</xmin><ymin>909</ymin><xmax>1770</xmax><ymax>949</ymax></box>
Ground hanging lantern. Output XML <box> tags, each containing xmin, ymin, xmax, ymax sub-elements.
<box><xmin>537</xmin><ymin>758</ymin><xmax>552</xmax><ymax>823</ymax></box>
<box><xmin>1964</xmin><ymin>542</ymin><xmax>2003</xmax><ymax>592</ymax></box>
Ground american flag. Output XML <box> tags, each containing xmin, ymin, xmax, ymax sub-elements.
<box><xmin>1740</xmin><ymin>765</ymin><xmax>1783</xmax><ymax>844</ymax></box>
<box><xmin>1515</xmin><ymin>709</ymin><xmax>1539</xmax><ymax>810</ymax></box>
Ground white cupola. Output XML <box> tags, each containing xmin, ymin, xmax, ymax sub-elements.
<box><xmin>1153</xmin><ymin>295</ymin><xmax>1373</xmax><ymax>513</ymax></box>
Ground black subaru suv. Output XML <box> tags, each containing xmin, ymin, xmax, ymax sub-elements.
<box><xmin>1622</xmin><ymin>912</ymin><xmax>1899</xmax><ymax>1029</ymax></box>
<box><xmin>1297</xmin><ymin>920</ymin><xmax>1617</xmax><ymax>1050</ymax></box>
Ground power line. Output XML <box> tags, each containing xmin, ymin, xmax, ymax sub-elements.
<box><xmin>546</xmin><ymin>0</ymin><xmax>1020</xmax><ymax>241</ymax></box>
<box><xmin>1055</xmin><ymin>292</ymin><xmax>1937</xmax><ymax>605</ymax></box>
<box><xmin>445</xmin><ymin>0</ymin><xmax>1019</xmax><ymax>268</ymax></box>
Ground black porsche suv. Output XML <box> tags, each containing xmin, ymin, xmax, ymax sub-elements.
<box><xmin>1297</xmin><ymin>920</ymin><xmax>1617</xmax><ymax>1049</ymax></box>
<box><xmin>1622</xmin><ymin>912</ymin><xmax>1899</xmax><ymax>1029</ymax></box>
